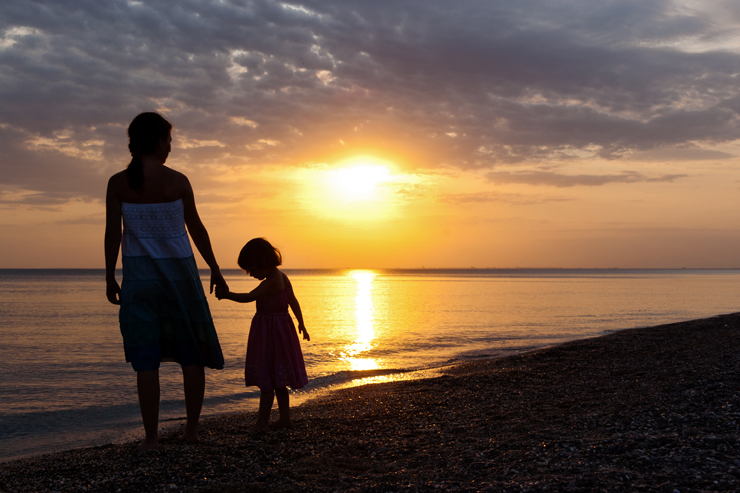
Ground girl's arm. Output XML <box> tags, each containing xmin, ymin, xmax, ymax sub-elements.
<box><xmin>218</xmin><ymin>278</ymin><xmax>277</xmax><ymax>303</ymax></box>
<box><xmin>104</xmin><ymin>176</ymin><xmax>122</xmax><ymax>305</ymax></box>
<box><xmin>287</xmin><ymin>279</ymin><xmax>310</xmax><ymax>341</ymax></box>
<box><xmin>182</xmin><ymin>177</ymin><xmax>226</xmax><ymax>295</ymax></box>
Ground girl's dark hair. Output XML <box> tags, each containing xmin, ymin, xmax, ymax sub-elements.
<box><xmin>238</xmin><ymin>238</ymin><xmax>282</xmax><ymax>272</ymax></box>
<box><xmin>126</xmin><ymin>112</ymin><xmax>172</xmax><ymax>189</ymax></box>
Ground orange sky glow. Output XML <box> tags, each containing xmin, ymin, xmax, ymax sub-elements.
<box><xmin>2</xmin><ymin>1</ymin><xmax>740</xmax><ymax>268</ymax></box>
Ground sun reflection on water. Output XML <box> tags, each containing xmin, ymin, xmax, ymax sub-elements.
<box><xmin>342</xmin><ymin>270</ymin><xmax>379</xmax><ymax>371</ymax></box>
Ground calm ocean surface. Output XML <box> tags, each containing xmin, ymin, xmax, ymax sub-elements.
<box><xmin>1</xmin><ymin>268</ymin><xmax>739</xmax><ymax>461</ymax></box>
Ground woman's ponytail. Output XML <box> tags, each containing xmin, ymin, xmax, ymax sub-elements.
<box><xmin>127</xmin><ymin>155</ymin><xmax>145</xmax><ymax>190</ymax></box>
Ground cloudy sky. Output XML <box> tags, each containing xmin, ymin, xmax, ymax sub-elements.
<box><xmin>2</xmin><ymin>0</ymin><xmax>740</xmax><ymax>268</ymax></box>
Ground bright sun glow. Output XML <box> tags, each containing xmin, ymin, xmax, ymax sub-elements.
<box><xmin>327</xmin><ymin>161</ymin><xmax>391</xmax><ymax>202</ymax></box>
<box><xmin>292</xmin><ymin>155</ymin><xmax>420</xmax><ymax>222</ymax></box>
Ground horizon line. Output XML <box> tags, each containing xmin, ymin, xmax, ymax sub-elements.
<box><xmin>2</xmin><ymin>267</ymin><xmax>740</xmax><ymax>271</ymax></box>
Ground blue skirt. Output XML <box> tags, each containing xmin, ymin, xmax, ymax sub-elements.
<box><xmin>119</xmin><ymin>255</ymin><xmax>224</xmax><ymax>371</ymax></box>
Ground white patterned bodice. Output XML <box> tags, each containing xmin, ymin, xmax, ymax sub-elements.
<box><xmin>121</xmin><ymin>199</ymin><xmax>193</xmax><ymax>259</ymax></box>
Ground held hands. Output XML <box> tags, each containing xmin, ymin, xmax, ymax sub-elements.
<box><xmin>298</xmin><ymin>323</ymin><xmax>310</xmax><ymax>341</ymax></box>
<box><xmin>210</xmin><ymin>269</ymin><xmax>228</xmax><ymax>295</ymax></box>
<box><xmin>215</xmin><ymin>284</ymin><xmax>229</xmax><ymax>300</ymax></box>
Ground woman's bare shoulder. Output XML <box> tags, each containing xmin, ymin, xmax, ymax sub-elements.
<box><xmin>108</xmin><ymin>169</ymin><xmax>127</xmax><ymax>183</ymax></box>
<box><xmin>161</xmin><ymin>165</ymin><xmax>186</xmax><ymax>179</ymax></box>
<box><xmin>154</xmin><ymin>166</ymin><xmax>190</xmax><ymax>203</ymax></box>
<box><xmin>107</xmin><ymin>170</ymin><xmax>128</xmax><ymax>194</ymax></box>
<box><xmin>164</xmin><ymin>167</ymin><xmax>191</xmax><ymax>189</ymax></box>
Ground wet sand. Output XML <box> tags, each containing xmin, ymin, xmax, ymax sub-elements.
<box><xmin>2</xmin><ymin>313</ymin><xmax>740</xmax><ymax>492</ymax></box>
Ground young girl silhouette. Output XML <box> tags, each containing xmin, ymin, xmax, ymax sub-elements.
<box><xmin>216</xmin><ymin>238</ymin><xmax>309</xmax><ymax>431</ymax></box>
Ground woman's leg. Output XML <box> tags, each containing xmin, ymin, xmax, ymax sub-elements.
<box><xmin>253</xmin><ymin>390</ymin><xmax>274</xmax><ymax>431</ymax></box>
<box><xmin>272</xmin><ymin>387</ymin><xmax>292</xmax><ymax>428</ymax></box>
<box><xmin>182</xmin><ymin>365</ymin><xmax>205</xmax><ymax>443</ymax></box>
<box><xmin>137</xmin><ymin>370</ymin><xmax>160</xmax><ymax>450</ymax></box>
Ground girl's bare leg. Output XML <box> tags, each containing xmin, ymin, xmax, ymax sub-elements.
<box><xmin>271</xmin><ymin>387</ymin><xmax>292</xmax><ymax>428</ymax></box>
<box><xmin>253</xmin><ymin>391</ymin><xmax>274</xmax><ymax>431</ymax></box>
<box><xmin>137</xmin><ymin>370</ymin><xmax>160</xmax><ymax>450</ymax></box>
<box><xmin>181</xmin><ymin>365</ymin><xmax>205</xmax><ymax>443</ymax></box>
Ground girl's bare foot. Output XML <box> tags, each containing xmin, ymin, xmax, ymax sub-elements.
<box><xmin>250</xmin><ymin>421</ymin><xmax>269</xmax><ymax>432</ymax></box>
<box><xmin>178</xmin><ymin>432</ymin><xmax>200</xmax><ymax>444</ymax></box>
<box><xmin>269</xmin><ymin>418</ymin><xmax>293</xmax><ymax>429</ymax></box>
<box><xmin>138</xmin><ymin>437</ymin><xmax>159</xmax><ymax>451</ymax></box>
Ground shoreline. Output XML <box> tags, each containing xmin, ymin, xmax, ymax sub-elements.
<box><xmin>0</xmin><ymin>348</ymin><xmax>547</xmax><ymax>464</ymax></box>
<box><xmin>2</xmin><ymin>313</ymin><xmax>740</xmax><ymax>491</ymax></box>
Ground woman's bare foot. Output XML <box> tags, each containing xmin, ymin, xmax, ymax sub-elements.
<box><xmin>269</xmin><ymin>418</ymin><xmax>293</xmax><ymax>429</ymax></box>
<box><xmin>177</xmin><ymin>422</ymin><xmax>200</xmax><ymax>444</ymax></box>
<box><xmin>138</xmin><ymin>437</ymin><xmax>159</xmax><ymax>451</ymax></box>
<box><xmin>179</xmin><ymin>422</ymin><xmax>200</xmax><ymax>444</ymax></box>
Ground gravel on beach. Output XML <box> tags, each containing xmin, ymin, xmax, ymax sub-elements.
<box><xmin>2</xmin><ymin>313</ymin><xmax>740</xmax><ymax>492</ymax></box>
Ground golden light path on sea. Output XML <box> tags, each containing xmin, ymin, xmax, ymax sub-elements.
<box><xmin>341</xmin><ymin>270</ymin><xmax>378</xmax><ymax>371</ymax></box>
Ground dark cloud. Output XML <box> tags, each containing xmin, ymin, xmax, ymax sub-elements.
<box><xmin>0</xmin><ymin>0</ymin><xmax>738</xmax><ymax>199</ymax></box>
<box><xmin>631</xmin><ymin>147</ymin><xmax>734</xmax><ymax>161</ymax></box>
<box><xmin>0</xmin><ymin>125</ymin><xmax>113</xmax><ymax>200</ymax></box>
<box><xmin>485</xmin><ymin>170</ymin><xmax>688</xmax><ymax>187</ymax></box>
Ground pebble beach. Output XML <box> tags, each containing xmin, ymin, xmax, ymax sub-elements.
<box><xmin>2</xmin><ymin>313</ymin><xmax>740</xmax><ymax>492</ymax></box>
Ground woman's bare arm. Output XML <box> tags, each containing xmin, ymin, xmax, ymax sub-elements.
<box><xmin>181</xmin><ymin>176</ymin><xmax>227</xmax><ymax>293</ymax></box>
<box><xmin>104</xmin><ymin>175</ymin><xmax>123</xmax><ymax>305</ymax></box>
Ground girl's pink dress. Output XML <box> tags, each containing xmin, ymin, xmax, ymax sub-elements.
<box><xmin>244</xmin><ymin>278</ymin><xmax>308</xmax><ymax>392</ymax></box>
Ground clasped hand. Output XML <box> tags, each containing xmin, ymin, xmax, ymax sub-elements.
<box><xmin>214</xmin><ymin>284</ymin><xmax>229</xmax><ymax>300</ymax></box>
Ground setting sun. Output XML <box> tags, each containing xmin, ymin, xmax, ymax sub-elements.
<box><xmin>289</xmin><ymin>156</ymin><xmax>410</xmax><ymax>224</ymax></box>
<box><xmin>326</xmin><ymin>159</ymin><xmax>392</xmax><ymax>202</ymax></box>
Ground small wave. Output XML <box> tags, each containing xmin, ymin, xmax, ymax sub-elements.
<box><xmin>305</xmin><ymin>369</ymin><xmax>410</xmax><ymax>389</ymax></box>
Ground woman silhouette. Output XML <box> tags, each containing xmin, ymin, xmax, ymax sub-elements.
<box><xmin>104</xmin><ymin>112</ymin><xmax>227</xmax><ymax>450</ymax></box>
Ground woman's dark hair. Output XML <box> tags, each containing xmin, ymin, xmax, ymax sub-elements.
<box><xmin>126</xmin><ymin>112</ymin><xmax>172</xmax><ymax>189</ymax></box>
<box><xmin>238</xmin><ymin>238</ymin><xmax>282</xmax><ymax>273</ymax></box>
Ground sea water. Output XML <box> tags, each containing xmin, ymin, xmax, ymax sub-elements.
<box><xmin>1</xmin><ymin>268</ymin><xmax>739</xmax><ymax>461</ymax></box>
